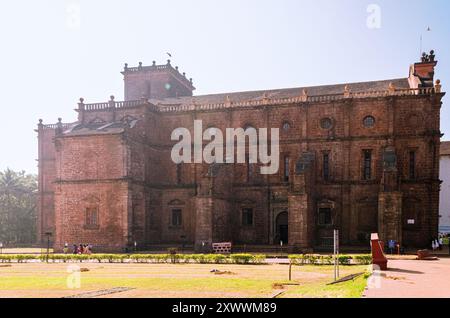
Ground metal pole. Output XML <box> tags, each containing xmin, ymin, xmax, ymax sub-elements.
<box><xmin>333</xmin><ymin>230</ymin><xmax>337</xmax><ymax>282</ymax></box>
<box><xmin>289</xmin><ymin>262</ymin><xmax>292</xmax><ymax>281</ymax></box>
<box><xmin>46</xmin><ymin>235</ymin><xmax>50</xmax><ymax>263</ymax></box>
<box><xmin>336</xmin><ymin>229</ymin><xmax>340</xmax><ymax>279</ymax></box>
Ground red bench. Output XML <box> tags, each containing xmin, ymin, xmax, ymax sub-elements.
<box><xmin>212</xmin><ymin>242</ymin><xmax>232</xmax><ymax>254</ymax></box>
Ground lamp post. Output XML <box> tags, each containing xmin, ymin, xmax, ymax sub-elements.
<box><xmin>0</xmin><ymin>242</ymin><xmax>3</xmax><ymax>254</ymax></box>
<box><xmin>44</xmin><ymin>232</ymin><xmax>52</xmax><ymax>263</ymax></box>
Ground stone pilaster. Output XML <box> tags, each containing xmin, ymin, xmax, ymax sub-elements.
<box><xmin>288</xmin><ymin>152</ymin><xmax>316</xmax><ymax>252</ymax></box>
<box><xmin>378</xmin><ymin>147</ymin><xmax>402</xmax><ymax>245</ymax></box>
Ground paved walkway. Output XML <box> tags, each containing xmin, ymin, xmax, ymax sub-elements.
<box><xmin>363</xmin><ymin>258</ymin><xmax>450</xmax><ymax>298</ymax></box>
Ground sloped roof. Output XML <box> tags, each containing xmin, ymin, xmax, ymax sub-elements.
<box><xmin>61</xmin><ymin>119</ymin><xmax>138</xmax><ymax>137</ymax></box>
<box><xmin>150</xmin><ymin>78</ymin><xmax>410</xmax><ymax>107</ymax></box>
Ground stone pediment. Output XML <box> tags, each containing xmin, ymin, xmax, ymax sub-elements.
<box><xmin>168</xmin><ymin>199</ymin><xmax>185</xmax><ymax>206</ymax></box>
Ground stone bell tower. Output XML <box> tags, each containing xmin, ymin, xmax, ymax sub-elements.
<box><xmin>122</xmin><ymin>60</ymin><xmax>195</xmax><ymax>100</ymax></box>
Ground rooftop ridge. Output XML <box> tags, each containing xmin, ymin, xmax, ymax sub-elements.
<box><xmin>188</xmin><ymin>77</ymin><xmax>409</xmax><ymax>99</ymax></box>
<box><xmin>76</xmin><ymin>85</ymin><xmax>441</xmax><ymax>114</ymax></box>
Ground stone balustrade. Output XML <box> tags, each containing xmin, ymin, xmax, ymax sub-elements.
<box><xmin>75</xmin><ymin>86</ymin><xmax>440</xmax><ymax>115</ymax></box>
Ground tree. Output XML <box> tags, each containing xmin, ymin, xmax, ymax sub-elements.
<box><xmin>0</xmin><ymin>169</ymin><xmax>37</xmax><ymax>245</ymax></box>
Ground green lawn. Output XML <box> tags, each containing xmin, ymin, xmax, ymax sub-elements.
<box><xmin>0</xmin><ymin>263</ymin><xmax>369</xmax><ymax>298</ymax></box>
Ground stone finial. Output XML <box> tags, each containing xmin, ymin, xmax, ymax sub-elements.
<box><xmin>435</xmin><ymin>79</ymin><xmax>442</xmax><ymax>93</ymax></box>
<box><xmin>429</xmin><ymin>50</ymin><xmax>436</xmax><ymax>62</ymax></box>
<box><xmin>183</xmin><ymin>72</ymin><xmax>186</xmax><ymax>77</ymax></box>
<box><xmin>124</xmin><ymin>63</ymin><xmax>128</xmax><ymax>71</ymax></box>
<box><xmin>58</xmin><ymin>118</ymin><xmax>62</xmax><ymax>123</ymax></box>
<box><xmin>78</xmin><ymin>98</ymin><xmax>85</xmax><ymax>110</ymax></box>
<box><xmin>190</xmin><ymin>78</ymin><xmax>193</xmax><ymax>84</ymax></box>
<box><xmin>138</xmin><ymin>62</ymin><xmax>143</xmax><ymax>70</ymax></box>
<box><xmin>109</xmin><ymin>95</ymin><xmax>116</xmax><ymax>108</ymax></box>
<box><xmin>152</xmin><ymin>61</ymin><xmax>156</xmax><ymax>66</ymax></box>
<box><xmin>344</xmin><ymin>85</ymin><xmax>351</xmax><ymax>98</ymax></box>
<box><xmin>388</xmin><ymin>82</ymin><xmax>396</xmax><ymax>94</ymax></box>
<box><xmin>175</xmin><ymin>66</ymin><xmax>179</xmax><ymax>71</ymax></box>
<box><xmin>225</xmin><ymin>95</ymin><xmax>232</xmax><ymax>107</ymax></box>
<box><xmin>167</xmin><ymin>59</ymin><xmax>171</xmax><ymax>65</ymax></box>
<box><xmin>421</xmin><ymin>52</ymin><xmax>428</xmax><ymax>63</ymax></box>
<box><xmin>301</xmin><ymin>89</ymin><xmax>308</xmax><ymax>102</ymax></box>
<box><xmin>38</xmin><ymin>119</ymin><xmax>43</xmax><ymax>126</ymax></box>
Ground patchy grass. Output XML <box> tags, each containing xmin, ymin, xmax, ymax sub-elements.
<box><xmin>0</xmin><ymin>263</ymin><xmax>369</xmax><ymax>298</ymax></box>
<box><xmin>280</xmin><ymin>273</ymin><xmax>369</xmax><ymax>298</ymax></box>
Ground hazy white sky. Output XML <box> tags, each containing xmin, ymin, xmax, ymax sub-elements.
<box><xmin>0</xmin><ymin>0</ymin><xmax>448</xmax><ymax>173</ymax></box>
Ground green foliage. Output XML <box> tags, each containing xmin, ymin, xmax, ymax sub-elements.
<box><xmin>230</xmin><ymin>254</ymin><xmax>254</xmax><ymax>264</ymax></box>
<box><xmin>0</xmin><ymin>253</ymin><xmax>267</xmax><ymax>264</ymax></box>
<box><xmin>289</xmin><ymin>254</ymin><xmax>306</xmax><ymax>265</ymax></box>
<box><xmin>321</xmin><ymin>255</ymin><xmax>334</xmax><ymax>265</ymax></box>
<box><xmin>354</xmin><ymin>254</ymin><xmax>372</xmax><ymax>265</ymax></box>
<box><xmin>307</xmin><ymin>255</ymin><xmax>318</xmax><ymax>265</ymax></box>
<box><xmin>289</xmin><ymin>254</ymin><xmax>371</xmax><ymax>266</ymax></box>
<box><xmin>337</xmin><ymin>255</ymin><xmax>353</xmax><ymax>265</ymax></box>
<box><xmin>0</xmin><ymin>169</ymin><xmax>37</xmax><ymax>245</ymax></box>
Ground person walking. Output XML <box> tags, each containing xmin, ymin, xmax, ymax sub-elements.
<box><xmin>388</xmin><ymin>240</ymin><xmax>395</xmax><ymax>254</ymax></box>
<box><xmin>439</xmin><ymin>237</ymin><xmax>443</xmax><ymax>251</ymax></box>
<box><xmin>63</xmin><ymin>243</ymin><xmax>69</xmax><ymax>254</ymax></box>
<box><xmin>72</xmin><ymin>244</ymin><xmax>78</xmax><ymax>254</ymax></box>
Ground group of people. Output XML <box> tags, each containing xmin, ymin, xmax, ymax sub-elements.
<box><xmin>431</xmin><ymin>235</ymin><xmax>446</xmax><ymax>251</ymax></box>
<box><xmin>62</xmin><ymin>243</ymin><xmax>93</xmax><ymax>255</ymax></box>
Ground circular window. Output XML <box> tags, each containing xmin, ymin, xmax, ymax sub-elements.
<box><xmin>363</xmin><ymin>116</ymin><xmax>375</xmax><ymax>128</ymax></box>
<box><xmin>282</xmin><ymin>121</ymin><xmax>291</xmax><ymax>131</ymax></box>
<box><xmin>320</xmin><ymin>118</ymin><xmax>333</xmax><ymax>130</ymax></box>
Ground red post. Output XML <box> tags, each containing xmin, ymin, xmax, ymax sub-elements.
<box><xmin>371</xmin><ymin>233</ymin><xmax>388</xmax><ymax>270</ymax></box>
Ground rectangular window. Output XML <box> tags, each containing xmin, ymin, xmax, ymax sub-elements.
<box><xmin>323</xmin><ymin>153</ymin><xmax>330</xmax><ymax>181</ymax></box>
<box><xmin>242</xmin><ymin>208</ymin><xmax>254</xmax><ymax>226</ymax></box>
<box><xmin>318</xmin><ymin>208</ymin><xmax>332</xmax><ymax>226</ymax></box>
<box><xmin>171</xmin><ymin>209</ymin><xmax>182</xmax><ymax>227</ymax></box>
<box><xmin>409</xmin><ymin>151</ymin><xmax>416</xmax><ymax>179</ymax></box>
<box><xmin>363</xmin><ymin>150</ymin><xmax>372</xmax><ymax>180</ymax></box>
<box><xmin>85</xmin><ymin>207</ymin><xmax>99</xmax><ymax>227</ymax></box>
<box><xmin>284</xmin><ymin>156</ymin><xmax>290</xmax><ymax>182</ymax></box>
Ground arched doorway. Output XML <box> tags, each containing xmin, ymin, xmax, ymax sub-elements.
<box><xmin>275</xmin><ymin>212</ymin><xmax>288</xmax><ymax>244</ymax></box>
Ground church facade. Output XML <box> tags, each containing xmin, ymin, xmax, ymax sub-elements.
<box><xmin>37</xmin><ymin>52</ymin><xmax>444</xmax><ymax>252</ymax></box>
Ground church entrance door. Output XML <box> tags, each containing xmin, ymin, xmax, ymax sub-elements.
<box><xmin>275</xmin><ymin>212</ymin><xmax>288</xmax><ymax>245</ymax></box>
